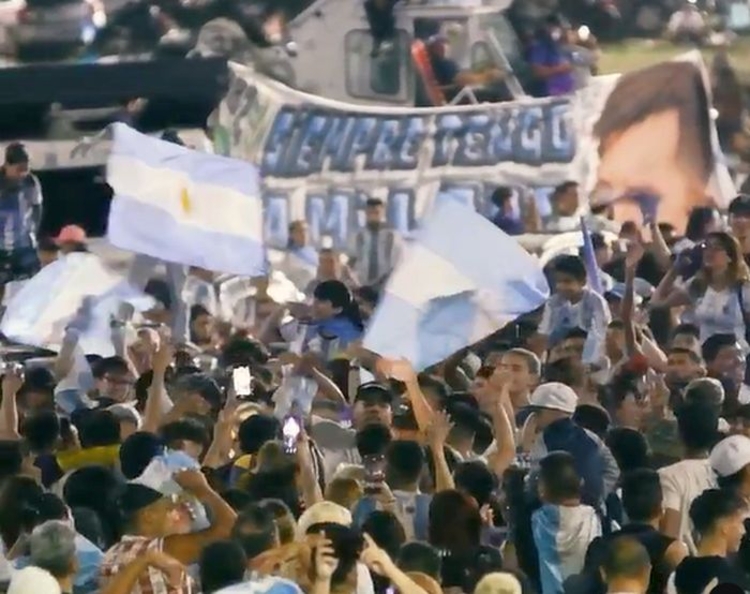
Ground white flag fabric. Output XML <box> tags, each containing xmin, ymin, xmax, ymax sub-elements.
<box><xmin>106</xmin><ymin>123</ymin><xmax>266</xmax><ymax>276</ymax></box>
<box><xmin>363</xmin><ymin>199</ymin><xmax>549</xmax><ymax>370</ymax></box>
<box><xmin>0</xmin><ymin>253</ymin><xmax>154</xmax><ymax>355</ymax></box>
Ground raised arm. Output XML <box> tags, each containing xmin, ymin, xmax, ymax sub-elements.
<box><xmin>0</xmin><ymin>370</ymin><xmax>22</xmax><ymax>440</ymax></box>
<box><xmin>142</xmin><ymin>331</ymin><xmax>174</xmax><ymax>434</ymax></box>
<box><xmin>426</xmin><ymin>410</ymin><xmax>455</xmax><ymax>492</ymax></box>
<box><xmin>650</xmin><ymin>262</ymin><xmax>692</xmax><ymax>309</ymax></box>
<box><xmin>164</xmin><ymin>470</ymin><xmax>237</xmax><ymax>564</ymax></box>
<box><xmin>622</xmin><ymin>241</ymin><xmax>644</xmax><ymax>357</ymax></box>
<box><xmin>486</xmin><ymin>380</ymin><xmax>516</xmax><ymax>478</ymax></box>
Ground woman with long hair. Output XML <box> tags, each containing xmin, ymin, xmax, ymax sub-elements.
<box><xmin>652</xmin><ymin>231</ymin><xmax>750</xmax><ymax>350</ymax></box>
<box><xmin>305</xmin><ymin>280</ymin><xmax>365</xmax><ymax>359</ymax></box>
<box><xmin>428</xmin><ymin>490</ymin><xmax>503</xmax><ymax>593</ymax></box>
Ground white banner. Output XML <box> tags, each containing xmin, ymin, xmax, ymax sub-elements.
<box><xmin>213</xmin><ymin>52</ymin><xmax>733</xmax><ymax>248</ymax></box>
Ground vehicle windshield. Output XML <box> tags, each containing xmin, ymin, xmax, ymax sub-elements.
<box><xmin>477</xmin><ymin>12</ymin><xmax>523</xmax><ymax>66</ymax></box>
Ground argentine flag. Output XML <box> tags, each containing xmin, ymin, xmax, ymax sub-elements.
<box><xmin>0</xmin><ymin>252</ymin><xmax>155</xmax><ymax>355</ymax></box>
<box><xmin>363</xmin><ymin>200</ymin><xmax>549</xmax><ymax>370</ymax></box>
<box><xmin>106</xmin><ymin>123</ymin><xmax>265</xmax><ymax>276</ymax></box>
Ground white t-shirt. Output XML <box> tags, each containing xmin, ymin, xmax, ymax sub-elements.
<box><xmin>658</xmin><ymin>458</ymin><xmax>715</xmax><ymax>554</ymax></box>
<box><xmin>689</xmin><ymin>282</ymin><xmax>750</xmax><ymax>352</ymax></box>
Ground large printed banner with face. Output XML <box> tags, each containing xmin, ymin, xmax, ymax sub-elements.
<box><xmin>212</xmin><ymin>53</ymin><xmax>733</xmax><ymax>249</ymax></box>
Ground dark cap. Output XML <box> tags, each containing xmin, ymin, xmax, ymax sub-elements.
<box><xmin>365</xmin><ymin>197</ymin><xmax>384</xmax><ymax>208</ymax></box>
<box><xmin>119</xmin><ymin>431</ymin><xmax>165</xmax><ymax>479</ymax></box>
<box><xmin>118</xmin><ymin>483</ymin><xmax>164</xmax><ymax>516</ymax></box>
<box><xmin>160</xmin><ymin>130</ymin><xmax>185</xmax><ymax>146</ymax></box>
<box><xmin>729</xmin><ymin>194</ymin><xmax>750</xmax><ymax>216</ymax></box>
<box><xmin>354</xmin><ymin>382</ymin><xmax>393</xmax><ymax>406</ymax></box>
<box><xmin>175</xmin><ymin>372</ymin><xmax>223</xmax><ymax>409</ymax></box>
<box><xmin>590</xmin><ymin>232</ymin><xmax>607</xmax><ymax>251</ymax></box>
<box><xmin>5</xmin><ymin>142</ymin><xmax>29</xmax><ymax>165</ymax></box>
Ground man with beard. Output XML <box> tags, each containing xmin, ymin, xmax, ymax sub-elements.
<box><xmin>314</xmin><ymin>382</ymin><xmax>395</xmax><ymax>481</ymax></box>
<box><xmin>348</xmin><ymin>198</ymin><xmax>404</xmax><ymax>289</ymax></box>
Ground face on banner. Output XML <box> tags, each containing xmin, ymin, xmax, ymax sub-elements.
<box><xmin>590</xmin><ymin>60</ymin><xmax>717</xmax><ymax>230</ymax></box>
<box><xmin>216</xmin><ymin>58</ymin><xmax>728</xmax><ymax>242</ymax></box>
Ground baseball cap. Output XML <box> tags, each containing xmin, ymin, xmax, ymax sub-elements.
<box><xmin>529</xmin><ymin>382</ymin><xmax>578</xmax><ymax>414</ymax></box>
<box><xmin>53</xmin><ymin>224</ymin><xmax>87</xmax><ymax>245</ymax></box>
<box><xmin>354</xmin><ymin>382</ymin><xmax>393</xmax><ymax>406</ymax></box>
<box><xmin>118</xmin><ymin>483</ymin><xmax>165</xmax><ymax>516</ymax></box>
<box><xmin>296</xmin><ymin>501</ymin><xmax>352</xmax><ymax>538</ymax></box>
<box><xmin>8</xmin><ymin>566</ymin><xmax>61</xmax><ymax>594</ymax></box>
<box><xmin>710</xmin><ymin>435</ymin><xmax>750</xmax><ymax>478</ymax></box>
<box><xmin>729</xmin><ymin>194</ymin><xmax>750</xmax><ymax>217</ymax></box>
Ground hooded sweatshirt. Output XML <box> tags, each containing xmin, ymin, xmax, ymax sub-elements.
<box><xmin>532</xmin><ymin>503</ymin><xmax>602</xmax><ymax>594</ymax></box>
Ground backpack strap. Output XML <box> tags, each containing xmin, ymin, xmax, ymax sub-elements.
<box><xmin>736</xmin><ymin>282</ymin><xmax>750</xmax><ymax>346</ymax></box>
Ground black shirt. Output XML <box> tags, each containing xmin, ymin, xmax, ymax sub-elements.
<box><xmin>673</xmin><ymin>555</ymin><xmax>750</xmax><ymax>594</ymax></box>
<box><xmin>585</xmin><ymin>523</ymin><xmax>675</xmax><ymax>594</ymax></box>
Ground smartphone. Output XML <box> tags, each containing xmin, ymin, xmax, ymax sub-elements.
<box><xmin>362</xmin><ymin>454</ymin><xmax>386</xmax><ymax>495</ymax></box>
<box><xmin>0</xmin><ymin>361</ymin><xmax>23</xmax><ymax>375</ymax></box>
<box><xmin>282</xmin><ymin>416</ymin><xmax>301</xmax><ymax>454</ymax></box>
<box><xmin>232</xmin><ymin>366</ymin><xmax>253</xmax><ymax>397</ymax></box>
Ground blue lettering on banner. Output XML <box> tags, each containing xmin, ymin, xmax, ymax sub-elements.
<box><xmin>263</xmin><ymin>193</ymin><xmax>290</xmax><ymax>247</ymax></box>
<box><xmin>256</xmin><ymin>98</ymin><xmax>573</xmax><ymax>248</ymax></box>
<box><xmin>305</xmin><ymin>191</ymin><xmax>357</xmax><ymax>250</ymax></box>
<box><xmin>386</xmin><ymin>189</ymin><xmax>416</xmax><ymax>237</ymax></box>
<box><xmin>261</xmin><ymin>183</ymin><xmax>554</xmax><ymax>249</ymax></box>
<box><xmin>261</xmin><ymin>99</ymin><xmax>575</xmax><ymax>177</ymax></box>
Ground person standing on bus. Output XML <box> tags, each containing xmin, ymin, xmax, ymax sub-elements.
<box><xmin>0</xmin><ymin>143</ymin><xmax>43</xmax><ymax>295</ymax></box>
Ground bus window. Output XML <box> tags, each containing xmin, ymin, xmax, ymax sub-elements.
<box><xmin>344</xmin><ymin>29</ymin><xmax>409</xmax><ymax>102</ymax></box>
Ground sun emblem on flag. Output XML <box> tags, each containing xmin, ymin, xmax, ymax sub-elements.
<box><xmin>180</xmin><ymin>187</ymin><xmax>191</xmax><ymax>214</ymax></box>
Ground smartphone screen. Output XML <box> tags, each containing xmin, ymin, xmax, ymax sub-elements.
<box><xmin>282</xmin><ymin>416</ymin><xmax>301</xmax><ymax>454</ymax></box>
<box><xmin>232</xmin><ymin>366</ymin><xmax>252</xmax><ymax>397</ymax></box>
<box><xmin>362</xmin><ymin>454</ymin><xmax>386</xmax><ymax>494</ymax></box>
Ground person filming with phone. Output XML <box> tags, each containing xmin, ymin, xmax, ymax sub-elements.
<box><xmin>651</xmin><ymin>231</ymin><xmax>750</xmax><ymax>353</ymax></box>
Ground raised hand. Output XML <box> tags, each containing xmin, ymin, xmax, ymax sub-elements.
<box><xmin>360</xmin><ymin>533</ymin><xmax>394</xmax><ymax>576</ymax></box>
<box><xmin>425</xmin><ymin>409</ymin><xmax>454</xmax><ymax>448</ymax></box>
<box><xmin>152</xmin><ymin>328</ymin><xmax>174</xmax><ymax>374</ymax></box>
<box><xmin>625</xmin><ymin>241</ymin><xmax>645</xmax><ymax>272</ymax></box>
<box><xmin>313</xmin><ymin>532</ymin><xmax>339</xmax><ymax>583</ymax></box>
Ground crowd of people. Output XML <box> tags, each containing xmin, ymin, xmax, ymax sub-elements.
<box><xmin>5</xmin><ymin>71</ymin><xmax>750</xmax><ymax>594</ymax></box>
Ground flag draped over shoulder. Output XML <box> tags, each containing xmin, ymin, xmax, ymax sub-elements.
<box><xmin>106</xmin><ymin>123</ymin><xmax>266</xmax><ymax>276</ymax></box>
<box><xmin>0</xmin><ymin>253</ymin><xmax>154</xmax><ymax>356</ymax></box>
<box><xmin>363</xmin><ymin>201</ymin><xmax>550</xmax><ymax>370</ymax></box>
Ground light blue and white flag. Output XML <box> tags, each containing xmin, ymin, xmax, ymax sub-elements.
<box><xmin>106</xmin><ymin>123</ymin><xmax>266</xmax><ymax>276</ymax></box>
<box><xmin>363</xmin><ymin>200</ymin><xmax>549</xmax><ymax>370</ymax></box>
<box><xmin>532</xmin><ymin>503</ymin><xmax>602</xmax><ymax>594</ymax></box>
<box><xmin>580</xmin><ymin>216</ymin><xmax>604</xmax><ymax>295</ymax></box>
<box><xmin>0</xmin><ymin>253</ymin><xmax>154</xmax><ymax>356</ymax></box>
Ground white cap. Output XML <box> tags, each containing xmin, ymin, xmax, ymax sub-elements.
<box><xmin>710</xmin><ymin>434</ymin><xmax>750</xmax><ymax>478</ymax></box>
<box><xmin>8</xmin><ymin>567</ymin><xmax>61</xmax><ymax>594</ymax></box>
<box><xmin>529</xmin><ymin>382</ymin><xmax>578</xmax><ymax>414</ymax></box>
<box><xmin>296</xmin><ymin>501</ymin><xmax>352</xmax><ymax>539</ymax></box>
